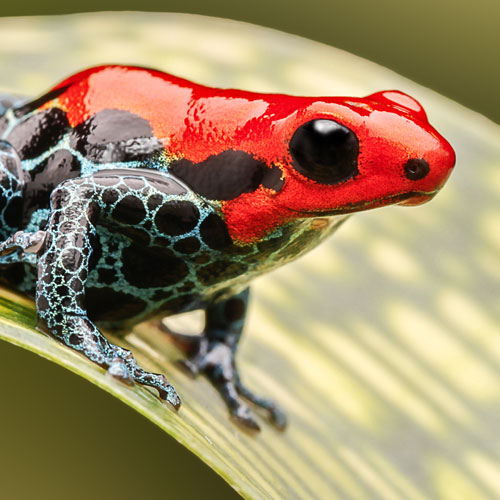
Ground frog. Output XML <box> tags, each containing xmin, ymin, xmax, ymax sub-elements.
<box><xmin>0</xmin><ymin>65</ymin><xmax>455</xmax><ymax>430</ymax></box>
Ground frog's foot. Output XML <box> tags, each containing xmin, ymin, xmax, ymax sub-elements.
<box><xmin>106</xmin><ymin>348</ymin><xmax>181</xmax><ymax>410</ymax></box>
<box><xmin>172</xmin><ymin>333</ymin><xmax>286</xmax><ymax>431</ymax></box>
<box><xmin>0</xmin><ymin>230</ymin><xmax>46</xmax><ymax>257</ymax></box>
<box><xmin>58</xmin><ymin>316</ymin><xmax>181</xmax><ymax>410</ymax></box>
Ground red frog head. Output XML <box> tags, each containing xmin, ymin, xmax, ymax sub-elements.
<box><xmin>221</xmin><ymin>88</ymin><xmax>455</xmax><ymax>243</ymax></box>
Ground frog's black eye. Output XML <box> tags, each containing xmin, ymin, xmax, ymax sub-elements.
<box><xmin>289</xmin><ymin>119</ymin><xmax>359</xmax><ymax>184</ymax></box>
<box><xmin>404</xmin><ymin>158</ymin><xmax>430</xmax><ymax>180</ymax></box>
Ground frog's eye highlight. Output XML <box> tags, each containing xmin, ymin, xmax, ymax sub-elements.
<box><xmin>289</xmin><ymin>119</ymin><xmax>359</xmax><ymax>184</ymax></box>
<box><xmin>404</xmin><ymin>158</ymin><xmax>430</xmax><ymax>180</ymax></box>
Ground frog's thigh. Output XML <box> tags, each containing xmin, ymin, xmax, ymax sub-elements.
<box><xmin>82</xmin><ymin>168</ymin><xmax>204</xmax><ymax>320</ymax></box>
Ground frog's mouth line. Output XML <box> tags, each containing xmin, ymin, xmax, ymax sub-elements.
<box><xmin>291</xmin><ymin>190</ymin><xmax>438</xmax><ymax>217</ymax></box>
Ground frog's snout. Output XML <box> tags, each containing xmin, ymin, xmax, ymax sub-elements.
<box><xmin>399</xmin><ymin>140</ymin><xmax>456</xmax><ymax>207</ymax></box>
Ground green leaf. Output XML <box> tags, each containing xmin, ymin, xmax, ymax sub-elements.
<box><xmin>0</xmin><ymin>12</ymin><xmax>499</xmax><ymax>500</ymax></box>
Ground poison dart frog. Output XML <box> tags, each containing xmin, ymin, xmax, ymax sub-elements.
<box><xmin>0</xmin><ymin>65</ymin><xmax>455</xmax><ymax>430</ymax></box>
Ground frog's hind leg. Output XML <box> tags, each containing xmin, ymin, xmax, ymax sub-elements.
<box><xmin>35</xmin><ymin>176</ymin><xmax>180</xmax><ymax>409</ymax></box>
<box><xmin>162</xmin><ymin>289</ymin><xmax>287</xmax><ymax>431</ymax></box>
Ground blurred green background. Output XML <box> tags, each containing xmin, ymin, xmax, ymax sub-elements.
<box><xmin>0</xmin><ymin>0</ymin><xmax>498</xmax><ymax>124</ymax></box>
<box><xmin>0</xmin><ymin>3</ymin><xmax>497</xmax><ymax>500</ymax></box>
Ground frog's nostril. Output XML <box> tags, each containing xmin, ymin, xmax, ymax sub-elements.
<box><xmin>404</xmin><ymin>158</ymin><xmax>429</xmax><ymax>180</ymax></box>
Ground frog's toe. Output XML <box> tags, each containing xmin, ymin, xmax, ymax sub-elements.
<box><xmin>103</xmin><ymin>345</ymin><xmax>181</xmax><ymax>410</ymax></box>
<box><xmin>269</xmin><ymin>407</ymin><xmax>287</xmax><ymax>430</ymax></box>
<box><xmin>231</xmin><ymin>404</ymin><xmax>261</xmax><ymax>432</ymax></box>
<box><xmin>134</xmin><ymin>369</ymin><xmax>181</xmax><ymax>410</ymax></box>
<box><xmin>236</xmin><ymin>380</ymin><xmax>288</xmax><ymax>430</ymax></box>
<box><xmin>156</xmin><ymin>376</ymin><xmax>182</xmax><ymax>410</ymax></box>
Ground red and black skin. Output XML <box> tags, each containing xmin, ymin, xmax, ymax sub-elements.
<box><xmin>0</xmin><ymin>66</ymin><xmax>455</xmax><ymax>430</ymax></box>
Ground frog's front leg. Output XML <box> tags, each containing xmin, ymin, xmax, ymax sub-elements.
<box><xmin>36</xmin><ymin>178</ymin><xmax>180</xmax><ymax>408</ymax></box>
<box><xmin>165</xmin><ymin>289</ymin><xmax>286</xmax><ymax>431</ymax></box>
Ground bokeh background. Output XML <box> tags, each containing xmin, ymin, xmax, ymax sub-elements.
<box><xmin>0</xmin><ymin>0</ymin><xmax>498</xmax><ymax>124</ymax></box>
<box><xmin>0</xmin><ymin>3</ymin><xmax>497</xmax><ymax>500</ymax></box>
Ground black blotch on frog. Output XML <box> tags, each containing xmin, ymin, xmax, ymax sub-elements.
<box><xmin>24</xmin><ymin>149</ymin><xmax>81</xmax><ymax>224</ymax></box>
<box><xmin>154</xmin><ymin>200</ymin><xmax>199</xmax><ymax>236</ymax></box>
<box><xmin>170</xmin><ymin>150</ymin><xmax>284</xmax><ymax>201</ymax></box>
<box><xmin>69</xmin><ymin>109</ymin><xmax>164</xmax><ymax>163</ymax></box>
<box><xmin>111</xmin><ymin>195</ymin><xmax>147</xmax><ymax>225</ymax></box>
<box><xmin>121</xmin><ymin>243</ymin><xmax>189</xmax><ymax>288</ymax></box>
<box><xmin>7</xmin><ymin>108</ymin><xmax>70</xmax><ymax>160</ymax></box>
<box><xmin>199</xmin><ymin>213</ymin><xmax>252</xmax><ymax>255</ymax></box>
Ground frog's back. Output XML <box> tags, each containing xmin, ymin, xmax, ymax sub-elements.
<box><xmin>0</xmin><ymin>69</ymin><xmax>184</xmax><ymax>229</ymax></box>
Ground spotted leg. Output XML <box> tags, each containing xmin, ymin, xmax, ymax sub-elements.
<box><xmin>164</xmin><ymin>289</ymin><xmax>287</xmax><ymax>431</ymax></box>
<box><xmin>36</xmin><ymin>177</ymin><xmax>180</xmax><ymax>408</ymax></box>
